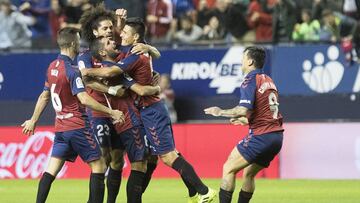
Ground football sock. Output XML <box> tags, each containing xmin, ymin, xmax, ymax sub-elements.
<box><xmin>127</xmin><ymin>170</ymin><xmax>145</xmax><ymax>203</ymax></box>
<box><xmin>219</xmin><ymin>188</ymin><xmax>233</xmax><ymax>203</ymax></box>
<box><xmin>106</xmin><ymin>167</ymin><xmax>122</xmax><ymax>203</ymax></box>
<box><xmin>171</xmin><ymin>156</ymin><xmax>208</xmax><ymax>195</ymax></box>
<box><xmin>238</xmin><ymin>189</ymin><xmax>253</xmax><ymax>203</ymax></box>
<box><xmin>177</xmin><ymin>153</ymin><xmax>197</xmax><ymax>197</ymax></box>
<box><xmin>36</xmin><ymin>172</ymin><xmax>55</xmax><ymax>203</ymax></box>
<box><xmin>142</xmin><ymin>162</ymin><xmax>157</xmax><ymax>193</ymax></box>
<box><xmin>181</xmin><ymin>174</ymin><xmax>197</xmax><ymax>197</ymax></box>
<box><xmin>90</xmin><ymin>173</ymin><xmax>105</xmax><ymax>203</ymax></box>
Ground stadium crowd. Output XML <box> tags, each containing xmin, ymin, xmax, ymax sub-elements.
<box><xmin>0</xmin><ymin>0</ymin><xmax>359</xmax><ymax>50</ymax></box>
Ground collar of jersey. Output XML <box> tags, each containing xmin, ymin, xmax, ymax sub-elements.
<box><xmin>246</xmin><ymin>69</ymin><xmax>263</xmax><ymax>78</ymax></box>
<box><xmin>58</xmin><ymin>54</ymin><xmax>75</xmax><ymax>64</ymax></box>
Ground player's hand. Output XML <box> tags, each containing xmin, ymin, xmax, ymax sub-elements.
<box><xmin>146</xmin><ymin>15</ymin><xmax>158</xmax><ymax>23</ymax></box>
<box><xmin>230</xmin><ymin>117</ymin><xmax>248</xmax><ymax>125</ymax></box>
<box><xmin>115</xmin><ymin>8</ymin><xmax>127</xmax><ymax>19</ymax></box>
<box><xmin>110</xmin><ymin>110</ymin><xmax>125</xmax><ymax>124</ymax></box>
<box><xmin>131</xmin><ymin>43</ymin><xmax>149</xmax><ymax>55</ymax></box>
<box><xmin>151</xmin><ymin>71</ymin><xmax>160</xmax><ymax>86</ymax></box>
<box><xmin>21</xmin><ymin>119</ymin><xmax>36</xmax><ymax>136</ymax></box>
<box><xmin>204</xmin><ymin>106</ymin><xmax>222</xmax><ymax>117</ymax></box>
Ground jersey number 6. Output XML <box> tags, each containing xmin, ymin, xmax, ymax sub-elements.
<box><xmin>50</xmin><ymin>84</ymin><xmax>63</xmax><ymax>112</ymax></box>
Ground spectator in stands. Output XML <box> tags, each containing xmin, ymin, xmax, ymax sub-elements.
<box><xmin>272</xmin><ymin>0</ymin><xmax>296</xmax><ymax>43</ymax></box>
<box><xmin>342</xmin><ymin>0</ymin><xmax>360</xmax><ymax>20</ymax></box>
<box><xmin>147</xmin><ymin>0</ymin><xmax>173</xmax><ymax>43</ymax></box>
<box><xmin>159</xmin><ymin>74</ymin><xmax>178</xmax><ymax>123</ymax></box>
<box><xmin>61</xmin><ymin>0</ymin><xmax>91</xmax><ymax>29</ymax></box>
<box><xmin>319</xmin><ymin>9</ymin><xmax>358</xmax><ymax>43</ymax></box>
<box><xmin>105</xmin><ymin>0</ymin><xmax>146</xmax><ymax>19</ymax></box>
<box><xmin>196</xmin><ymin>0</ymin><xmax>213</xmax><ymax>28</ymax></box>
<box><xmin>18</xmin><ymin>0</ymin><xmax>52</xmax><ymax>44</ymax></box>
<box><xmin>172</xmin><ymin>0</ymin><xmax>195</xmax><ymax>18</ymax></box>
<box><xmin>292</xmin><ymin>9</ymin><xmax>321</xmax><ymax>42</ymax></box>
<box><xmin>201</xmin><ymin>15</ymin><xmax>225</xmax><ymax>40</ymax></box>
<box><xmin>214</xmin><ymin>0</ymin><xmax>250</xmax><ymax>42</ymax></box>
<box><xmin>169</xmin><ymin>15</ymin><xmax>203</xmax><ymax>43</ymax></box>
<box><xmin>247</xmin><ymin>0</ymin><xmax>273</xmax><ymax>42</ymax></box>
<box><xmin>311</xmin><ymin>0</ymin><xmax>342</xmax><ymax>20</ymax></box>
<box><xmin>0</xmin><ymin>0</ymin><xmax>35</xmax><ymax>49</ymax></box>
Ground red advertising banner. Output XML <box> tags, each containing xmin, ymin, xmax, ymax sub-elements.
<box><xmin>0</xmin><ymin>124</ymin><xmax>279</xmax><ymax>179</ymax></box>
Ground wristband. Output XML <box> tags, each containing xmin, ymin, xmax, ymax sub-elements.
<box><xmin>108</xmin><ymin>85</ymin><xmax>122</xmax><ymax>96</ymax></box>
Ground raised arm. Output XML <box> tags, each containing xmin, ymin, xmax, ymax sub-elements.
<box><xmin>21</xmin><ymin>90</ymin><xmax>50</xmax><ymax>135</ymax></box>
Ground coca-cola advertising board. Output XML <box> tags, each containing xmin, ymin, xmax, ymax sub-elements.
<box><xmin>0</xmin><ymin>124</ymin><xmax>280</xmax><ymax>179</ymax></box>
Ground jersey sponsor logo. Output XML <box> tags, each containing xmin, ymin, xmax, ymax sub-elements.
<box><xmin>239</xmin><ymin>99</ymin><xmax>251</xmax><ymax>104</ymax></box>
<box><xmin>302</xmin><ymin>45</ymin><xmax>360</xmax><ymax>99</ymax></box>
<box><xmin>51</xmin><ymin>69</ymin><xmax>58</xmax><ymax>77</ymax></box>
<box><xmin>0</xmin><ymin>71</ymin><xmax>3</xmax><ymax>90</ymax></box>
<box><xmin>170</xmin><ymin>46</ymin><xmax>245</xmax><ymax>94</ymax></box>
<box><xmin>0</xmin><ymin>131</ymin><xmax>67</xmax><ymax>179</ymax></box>
<box><xmin>76</xmin><ymin>77</ymin><xmax>84</xmax><ymax>88</ymax></box>
<box><xmin>78</xmin><ymin>60</ymin><xmax>86</xmax><ymax>70</ymax></box>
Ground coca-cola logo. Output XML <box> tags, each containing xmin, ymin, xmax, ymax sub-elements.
<box><xmin>0</xmin><ymin>131</ymin><xmax>67</xmax><ymax>179</ymax></box>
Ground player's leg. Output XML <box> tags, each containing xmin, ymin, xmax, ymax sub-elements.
<box><xmin>141</xmin><ymin>102</ymin><xmax>215</xmax><ymax>202</ymax></box>
<box><xmin>237</xmin><ymin>164</ymin><xmax>263</xmax><ymax>203</ymax></box>
<box><xmin>37</xmin><ymin>131</ymin><xmax>74</xmax><ymax>203</ymax></box>
<box><xmin>120</xmin><ymin>126</ymin><xmax>148</xmax><ymax>203</ymax></box>
<box><xmin>236</xmin><ymin>132</ymin><xmax>283</xmax><ymax>203</ymax></box>
<box><xmin>127</xmin><ymin>161</ymin><xmax>147</xmax><ymax>203</ymax></box>
<box><xmin>177</xmin><ymin>152</ymin><xmax>198</xmax><ymax>201</ymax></box>
<box><xmin>106</xmin><ymin>120</ymin><xmax>125</xmax><ymax>203</ymax></box>
<box><xmin>219</xmin><ymin>147</ymin><xmax>250</xmax><ymax>203</ymax></box>
<box><xmin>71</xmin><ymin>128</ymin><xmax>107</xmax><ymax>203</ymax></box>
<box><xmin>160</xmin><ymin>150</ymin><xmax>216</xmax><ymax>202</ymax></box>
<box><xmin>142</xmin><ymin>154</ymin><xmax>158</xmax><ymax>193</ymax></box>
<box><xmin>36</xmin><ymin>157</ymin><xmax>65</xmax><ymax>203</ymax></box>
<box><xmin>107</xmin><ymin>148</ymin><xmax>125</xmax><ymax>203</ymax></box>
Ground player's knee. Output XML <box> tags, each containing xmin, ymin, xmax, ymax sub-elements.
<box><xmin>110</xmin><ymin>158</ymin><xmax>124</xmax><ymax>170</ymax></box>
<box><xmin>89</xmin><ymin>158</ymin><xmax>107</xmax><ymax>173</ymax></box>
<box><xmin>223</xmin><ymin>161</ymin><xmax>236</xmax><ymax>175</ymax></box>
<box><xmin>160</xmin><ymin>151</ymin><xmax>178</xmax><ymax>166</ymax></box>
<box><xmin>243</xmin><ymin>169</ymin><xmax>257</xmax><ymax>179</ymax></box>
<box><xmin>131</xmin><ymin>161</ymin><xmax>147</xmax><ymax>173</ymax></box>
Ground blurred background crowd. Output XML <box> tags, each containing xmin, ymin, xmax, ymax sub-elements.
<box><xmin>0</xmin><ymin>0</ymin><xmax>359</xmax><ymax>55</ymax></box>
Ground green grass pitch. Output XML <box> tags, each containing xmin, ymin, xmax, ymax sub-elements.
<box><xmin>1</xmin><ymin>179</ymin><xmax>359</xmax><ymax>203</ymax></box>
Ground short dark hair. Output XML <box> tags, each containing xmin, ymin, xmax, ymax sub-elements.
<box><xmin>89</xmin><ymin>36</ymin><xmax>106</xmax><ymax>61</ymax></box>
<box><xmin>244</xmin><ymin>46</ymin><xmax>266</xmax><ymax>69</ymax></box>
<box><xmin>79</xmin><ymin>4</ymin><xmax>115</xmax><ymax>43</ymax></box>
<box><xmin>57</xmin><ymin>27</ymin><xmax>79</xmax><ymax>49</ymax></box>
<box><xmin>125</xmin><ymin>17</ymin><xmax>146</xmax><ymax>43</ymax></box>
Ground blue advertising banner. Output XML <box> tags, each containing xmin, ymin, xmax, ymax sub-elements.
<box><xmin>271</xmin><ymin>45</ymin><xmax>360</xmax><ymax>96</ymax></box>
<box><xmin>152</xmin><ymin>46</ymin><xmax>271</xmax><ymax>97</ymax></box>
<box><xmin>0</xmin><ymin>53</ymin><xmax>57</xmax><ymax>100</ymax></box>
<box><xmin>1</xmin><ymin>45</ymin><xmax>358</xmax><ymax>101</ymax></box>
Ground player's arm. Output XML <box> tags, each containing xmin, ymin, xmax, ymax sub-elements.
<box><xmin>204</xmin><ymin>106</ymin><xmax>248</xmax><ymax>118</ymax></box>
<box><xmin>82</xmin><ymin>65</ymin><xmax>123</xmax><ymax>78</ymax></box>
<box><xmin>130</xmin><ymin>84</ymin><xmax>161</xmax><ymax>96</ymax></box>
<box><xmin>21</xmin><ymin>90</ymin><xmax>50</xmax><ymax>135</ymax></box>
<box><xmin>131</xmin><ymin>43</ymin><xmax>161</xmax><ymax>59</ymax></box>
<box><xmin>85</xmin><ymin>78</ymin><xmax>126</xmax><ymax>97</ymax></box>
<box><xmin>76</xmin><ymin>92</ymin><xmax>125</xmax><ymax>123</ymax></box>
